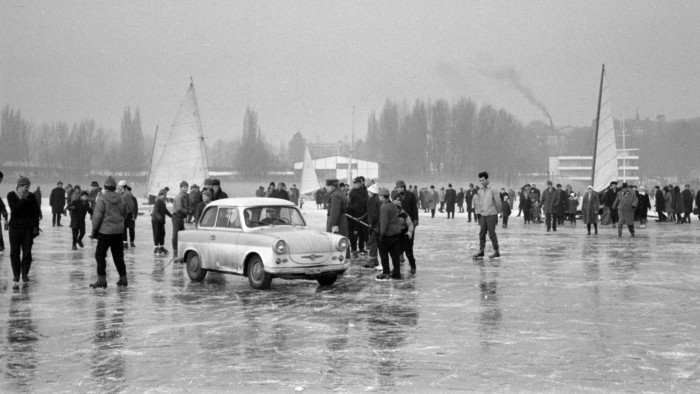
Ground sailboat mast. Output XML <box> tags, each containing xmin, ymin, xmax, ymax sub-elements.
<box><xmin>190</xmin><ymin>78</ymin><xmax>210</xmax><ymax>177</ymax></box>
<box><xmin>591</xmin><ymin>64</ymin><xmax>605</xmax><ymax>188</ymax></box>
<box><xmin>348</xmin><ymin>105</ymin><xmax>355</xmax><ymax>185</ymax></box>
<box><xmin>145</xmin><ymin>125</ymin><xmax>159</xmax><ymax>199</ymax></box>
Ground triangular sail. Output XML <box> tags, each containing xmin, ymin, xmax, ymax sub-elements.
<box><xmin>592</xmin><ymin>65</ymin><xmax>618</xmax><ymax>191</ymax></box>
<box><xmin>299</xmin><ymin>147</ymin><xmax>319</xmax><ymax>195</ymax></box>
<box><xmin>146</xmin><ymin>82</ymin><xmax>209</xmax><ymax>197</ymax></box>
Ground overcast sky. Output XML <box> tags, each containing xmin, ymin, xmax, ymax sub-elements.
<box><xmin>2</xmin><ymin>1</ymin><xmax>699</xmax><ymax>146</ymax></box>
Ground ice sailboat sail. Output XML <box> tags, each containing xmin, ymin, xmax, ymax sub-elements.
<box><xmin>146</xmin><ymin>81</ymin><xmax>209</xmax><ymax>198</ymax></box>
<box><xmin>299</xmin><ymin>147</ymin><xmax>319</xmax><ymax>195</ymax></box>
<box><xmin>591</xmin><ymin>64</ymin><xmax>618</xmax><ymax>192</ymax></box>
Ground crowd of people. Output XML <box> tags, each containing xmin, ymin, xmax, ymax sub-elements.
<box><xmin>3</xmin><ymin>167</ymin><xmax>700</xmax><ymax>289</ymax></box>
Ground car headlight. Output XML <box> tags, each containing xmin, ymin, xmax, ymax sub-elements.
<box><xmin>337</xmin><ymin>237</ymin><xmax>349</xmax><ymax>251</ymax></box>
<box><xmin>273</xmin><ymin>239</ymin><xmax>287</xmax><ymax>254</ymax></box>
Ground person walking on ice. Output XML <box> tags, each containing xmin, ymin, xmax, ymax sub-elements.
<box><xmin>472</xmin><ymin>171</ymin><xmax>502</xmax><ymax>260</ymax></box>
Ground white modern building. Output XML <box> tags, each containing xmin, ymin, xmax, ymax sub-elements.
<box><xmin>293</xmin><ymin>156</ymin><xmax>379</xmax><ymax>184</ymax></box>
<box><xmin>549</xmin><ymin>149</ymin><xmax>640</xmax><ymax>190</ymax></box>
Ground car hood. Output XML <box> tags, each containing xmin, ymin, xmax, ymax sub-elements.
<box><xmin>252</xmin><ymin>227</ymin><xmax>336</xmax><ymax>263</ymax></box>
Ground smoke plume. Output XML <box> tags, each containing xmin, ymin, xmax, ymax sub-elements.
<box><xmin>487</xmin><ymin>65</ymin><xmax>553</xmax><ymax>128</ymax></box>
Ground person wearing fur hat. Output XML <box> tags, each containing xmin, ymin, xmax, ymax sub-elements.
<box><xmin>325</xmin><ymin>179</ymin><xmax>349</xmax><ymax>258</ymax></box>
<box><xmin>151</xmin><ymin>188</ymin><xmax>172</xmax><ymax>255</ymax></box>
<box><xmin>211</xmin><ymin>179</ymin><xmax>228</xmax><ymax>201</ymax></box>
<box><xmin>49</xmin><ymin>181</ymin><xmax>66</xmax><ymax>227</ymax></box>
<box><xmin>7</xmin><ymin>176</ymin><xmax>42</xmax><ymax>286</ymax></box>
<box><xmin>90</xmin><ymin>176</ymin><xmax>128</xmax><ymax>288</ymax></box>
<box><xmin>193</xmin><ymin>189</ymin><xmax>212</xmax><ymax>227</ymax></box>
<box><xmin>172</xmin><ymin>181</ymin><xmax>190</xmax><ymax>255</ymax></box>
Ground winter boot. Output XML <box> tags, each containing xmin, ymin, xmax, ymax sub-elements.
<box><xmin>472</xmin><ymin>250</ymin><xmax>484</xmax><ymax>260</ymax></box>
<box><xmin>90</xmin><ymin>275</ymin><xmax>107</xmax><ymax>289</ymax></box>
<box><xmin>489</xmin><ymin>250</ymin><xmax>501</xmax><ymax>259</ymax></box>
<box><xmin>72</xmin><ymin>243</ymin><xmax>77</xmax><ymax>250</ymax></box>
<box><xmin>116</xmin><ymin>276</ymin><xmax>128</xmax><ymax>287</ymax></box>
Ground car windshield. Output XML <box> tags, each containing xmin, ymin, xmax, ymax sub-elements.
<box><xmin>244</xmin><ymin>206</ymin><xmax>306</xmax><ymax>228</ymax></box>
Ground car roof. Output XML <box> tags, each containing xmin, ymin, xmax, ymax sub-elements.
<box><xmin>208</xmin><ymin>197</ymin><xmax>296</xmax><ymax>208</ymax></box>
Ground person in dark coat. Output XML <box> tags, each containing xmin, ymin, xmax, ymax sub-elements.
<box><xmin>681</xmin><ymin>184</ymin><xmax>694</xmax><ymax>224</ymax></box>
<box><xmin>49</xmin><ymin>181</ymin><xmax>66</xmax><ymax>227</ymax></box>
<box><xmin>33</xmin><ymin>186</ymin><xmax>43</xmax><ymax>221</ymax></box>
<box><xmin>376</xmin><ymin>187</ymin><xmax>402</xmax><ymax>281</ymax></box>
<box><xmin>289</xmin><ymin>184</ymin><xmax>300</xmax><ymax>205</ymax></box>
<box><xmin>0</xmin><ymin>171</ymin><xmax>7</xmax><ymax>254</ymax></box>
<box><xmin>612</xmin><ymin>182</ymin><xmax>638</xmax><ymax>237</ymax></box>
<box><xmin>90</xmin><ymin>176</ymin><xmax>128</xmax><ymax>289</ymax></box>
<box><xmin>502</xmin><ymin>195</ymin><xmax>512</xmax><ymax>228</ymax></box>
<box><xmin>581</xmin><ymin>185</ymin><xmax>600</xmax><ymax>235</ymax></box>
<box><xmin>444</xmin><ymin>184</ymin><xmax>457</xmax><ymax>219</ymax></box>
<box><xmin>255</xmin><ymin>186</ymin><xmax>265</xmax><ymax>197</ymax></box>
<box><xmin>151</xmin><ymin>188</ymin><xmax>172</xmax><ymax>255</ymax></box>
<box><xmin>654</xmin><ymin>185</ymin><xmax>667</xmax><ymax>222</ymax></box>
<box><xmin>211</xmin><ymin>179</ymin><xmax>228</xmax><ymax>201</ymax></box>
<box><xmin>347</xmin><ymin>177</ymin><xmax>368</xmax><ymax>259</ymax></box>
<box><xmin>540</xmin><ymin>181</ymin><xmax>560</xmax><ymax>232</ymax></box>
<box><xmin>520</xmin><ymin>185</ymin><xmax>532</xmax><ymax>224</ymax></box>
<box><xmin>67</xmin><ymin>191</ymin><xmax>92</xmax><ymax>250</ymax></box>
<box><xmin>7</xmin><ymin>176</ymin><xmax>42</xmax><ymax>287</ymax></box>
<box><xmin>602</xmin><ymin>181</ymin><xmax>618</xmax><ymax>226</ymax></box>
<box><xmin>456</xmin><ymin>188</ymin><xmax>465</xmax><ymax>213</ymax></box>
<box><xmin>325</xmin><ymin>179</ymin><xmax>348</xmax><ymax>239</ymax></box>
<box><xmin>193</xmin><ymin>190</ymin><xmax>211</xmax><ymax>227</ymax></box>
<box><xmin>187</xmin><ymin>184</ymin><xmax>202</xmax><ymax>223</ymax></box>
<box><xmin>673</xmin><ymin>185</ymin><xmax>684</xmax><ymax>224</ymax></box>
<box><xmin>172</xmin><ymin>181</ymin><xmax>190</xmax><ymax>255</ymax></box>
<box><xmin>395</xmin><ymin>180</ymin><xmax>419</xmax><ymax>273</ymax></box>
<box><xmin>276</xmin><ymin>182</ymin><xmax>290</xmax><ymax>201</ymax></box>
<box><xmin>635</xmin><ymin>185</ymin><xmax>652</xmax><ymax>228</ymax></box>
<box><xmin>556</xmin><ymin>184</ymin><xmax>568</xmax><ymax>225</ymax></box>
<box><xmin>359</xmin><ymin>184</ymin><xmax>382</xmax><ymax>268</ymax></box>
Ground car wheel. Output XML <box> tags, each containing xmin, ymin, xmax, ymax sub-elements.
<box><xmin>247</xmin><ymin>255</ymin><xmax>272</xmax><ymax>289</ymax></box>
<box><xmin>317</xmin><ymin>274</ymin><xmax>337</xmax><ymax>286</ymax></box>
<box><xmin>186</xmin><ymin>252</ymin><xmax>207</xmax><ymax>281</ymax></box>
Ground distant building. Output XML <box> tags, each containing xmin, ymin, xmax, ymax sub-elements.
<box><xmin>293</xmin><ymin>156</ymin><xmax>379</xmax><ymax>184</ymax></box>
<box><xmin>549</xmin><ymin>149</ymin><xmax>640</xmax><ymax>191</ymax></box>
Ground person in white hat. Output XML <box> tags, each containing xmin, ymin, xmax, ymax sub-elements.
<box><xmin>581</xmin><ymin>185</ymin><xmax>600</xmax><ymax>235</ymax></box>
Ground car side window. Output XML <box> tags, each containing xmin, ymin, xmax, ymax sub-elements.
<box><xmin>199</xmin><ymin>207</ymin><xmax>218</xmax><ymax>228</ymax></box>
<box><xmin>228</xmin><ymin>208</ymin><xmax>241</xmax><ymax>228</ymax></box>
<box><xmin>216</xmin><ymin>208</ymin><xmax>230</xmax><ymax>228</ymax></box>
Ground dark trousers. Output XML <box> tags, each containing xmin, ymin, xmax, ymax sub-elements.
<box><xmin>95</xmin><ymin>233</ymin><xmax>126</xmax><ymax>277</ymax></box>
<box><xmin>502</xmin><ymin>215</ymin><xmax>509</xmax><ymax>227</ymax></box>
<box><xmin>478</xmin><ymin>215</ymin><xmax>499</xmax><ymax>252</ymax></box>
<box><xmin>430</xmin><ymin>209</ymin><xmax>436</xmax><ymax>218</ymax></box>
<box><xmin>618</xmin><ymin>223</ymin><xmax>635</xmax><ymax>236</ymax></box>
<box><xmin>152</xmin><ymin>219</ymin><xmax>166</xmax><ymax>246</ymax></box>
<box><xmin>467</xmin><ymin>208</ymin><xmax>474</xmax><ymax>222</ymax></box>
<box><xmin>0</xmin><ymin>225</ymin><xmax>5</xmax><ymax>250</ymax></box>
<box><xmin>367</xmin><ymin>228</ymin><xmax>378</xmax><ymax>259</ymax></box>
<box><xmin>172</xmin><ymin>214</ymin><xmax>185</xmax><ymax>252</ymax></box>
<box><xmin>348</xmin><ymin>219</ymin><xmax>366</xmax><ymax>252</ymax></box>
<box><xmin>545</xmin><ymin>213</ymin><xmax>557</xmax><ymax>231</ymax></box>
<box><xmin>52</xmin><ymin>212</ymin><xmax>62</xmax><ymax>226</ymax></box>
<box><xmin>587</xmin><ymin>223</ymin><xmax>598</xmax><ymax>233</ymax></box>
<box><xmin>610</xmin><ymin>208</ymin><xmax>619</xmax><ymax>224</ymax></box>
<box><xmin>457</xmin><ymin>203</ymin><xmax>464</xmax><ymax>212</ymax></box>
<box><xmin>9</xmin><ymin>227</ymin><xmax>33</xmax><ymax>280</ymax></box>
<box><xmin>398</xmin><ymin>234</ymin><xmax>416</xmax><ymax>268</ymax></box>
<box><xmin>378</xmin><ymin>234</ymin><xmax>401</xmax><ymax>276</ymax></box>
<box><xmin>123</xmin><ymin>215</ymin><xmax>135</xmax><ymax>243</ymax></box>
<box><xmin>523</xmin><ymin>209</ymin><xmax>531</xmax><ymax>223</ymax></box>
<box><xmin>683</xmin><ymin>212</ymin><xmax>691</xmax><ymax>223</ymax></box>
<box><xmin>656</xmin><ymin>209</ymin><xmax>667</xmax><ymax>221</ymax></box>
<box><xmin>447</xmin><ymin>210</ymin><xmax>454</xmax><ymax>218</ymax></box>
<box><xmin>72</xmin><ymin>223</ymin><xmax>86</xmax><ymax>244</ymax></box>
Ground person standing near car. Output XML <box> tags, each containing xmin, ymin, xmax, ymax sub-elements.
<box><xmin>172</xmin><ymin>181</ymin><xmax>189</xmax><ymax>256</ymax></box>
<box><xmin>7</xmin><ymin>176</ymin><xmax>42</xmax><ymax>287</ymax></box>
<box><xmin>90</xmin><ymin>176</ymin><xmax>128</xmax><ymax>289</ymax></box>
<box><xmin>359</xmin><ymin>183</ymin><xmax>382</xmax><ymax>269</ymax></box>
<box><xmin>347</xmin><ymin>177</ymin><xmax>368</xmax><ymax>259</ymax></box>
<box><xmin>325</xmin><ymin>178</ymin><xmax>348</xmax><ymax>237</ymax></box>
<box><xmin>151</xmin><ymin>188</ymin><xmax>172</xmax><ymax>255</ymax></box>
<box><xmin>472</xmin><ymin>172</ymin><xmax>502</xmax><ymax>260</ymax></box>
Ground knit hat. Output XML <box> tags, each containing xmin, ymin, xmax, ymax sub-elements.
<box><xmin>158</xmin><ymin>188</ymin><xmax>167</xmax><ymax>196</ymax></box>
<box><xmin>202</xmin><ymin>190</ymin><xmax>212</xmax><ymax>199</ymax></box>
<box><xmin>211</xmin><ymin>179</ymin><xmax>221</xmax><ymax>186</ymax></box>
<box><xmin>104</xmin><ymin>176</ymin><xmax>117</xmax><ymax>188</ymax></box>
<box><xmin>396</xmin><ymin>180</ymin><xmax>406</xmax><ymax>188</ymax></box>
<box><xmin>378</xmin><ymin>187</ymin><xmax>390</xmax><ymax>197</ymax></box>
<box><xmin>90</xmin><ymin>181</ymin><xmax>99</xmax><ymax>187</ymax></box>
<box><xmin>180</xmin><ymin>180</ymin><xmax>189</xmax><ymax>188</ymax></box>
<box><xmin>367</xmin><ymin>184</ymin><xmax>379</xmax><ymax>195</ymax></box>
<box><xmin>17</xmin><ymin>176</ymin><xmax>30</xmax><ymax>187</ymax></box>
<box><xmin>203</xmin><ymin>178</ymin><xmax>213</xmax><ymax>187</ymax></box>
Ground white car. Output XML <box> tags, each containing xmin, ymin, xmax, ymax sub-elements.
<box><xmin>177</xmin><ymin>198</ymin><xmax>350</xmax><ymax>289</ymax></box>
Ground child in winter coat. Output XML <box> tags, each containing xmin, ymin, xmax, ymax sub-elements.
<box><xmin>568</xmin><ymin>193</ymin><xmax>579</xmax><ymax>224</ymax></box>
<box><xmin>531</xmin><ymin>199</ymin><xmax>542</xmax><ymax>223</ymax></box>
<box><xmin>67</xmin><ymin>191</ymin><xmax>92</xmax><ymax>250</ymax></box>
<box><xmin>502</xmin><ymin>195</ymin><xmax>512</xmax><ymax>228</ymax></box>
<box><xmin>151</xmin><ymin>189</ymin><xmax>172</xmax><ymax>255</ymax></box>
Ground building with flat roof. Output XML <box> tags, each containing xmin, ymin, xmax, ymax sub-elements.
<box><xmin>293</xmin><ymin>155</ymin><xmax>380</xmax><ymax>187</ymax></box>
<box><xmin>549</xmin><ymin>149</ymin><xmax>640</xmax><ymax>191</ymax></box>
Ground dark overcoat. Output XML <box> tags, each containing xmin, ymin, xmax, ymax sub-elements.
<box><xmin>326</xmin><ymin>189</ymin><xmax>348</xmax><ymax>237</ymax></box>
<box><xmin>581</xmin><ymin>191</ymin><xmax>600</xmax><ymax>224</ymax></box>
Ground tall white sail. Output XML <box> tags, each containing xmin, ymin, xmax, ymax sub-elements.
<box><xmin>299</xmin><ymin>147</ymin><xmax>319</xmax><ymax>195</ymax></box>
<box><xmin>592</xmin><ymin>65</ymin><xmax>618</xmax><ymax>192</ymax></box>
<box><xmin>146</xmin><ymin>81</ymin><xmax>209</xmax><ymax>197</ymax></box>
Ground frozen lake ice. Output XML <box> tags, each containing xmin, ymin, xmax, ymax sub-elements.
<box><xmin>1</xmin><ymin>204</ymin><xmax>700</xmax><ymax>392</ymax></box>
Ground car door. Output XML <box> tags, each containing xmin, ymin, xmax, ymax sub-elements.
<box><xmin>212</xmin><ymin>207</ymin><xmax>241</xmax><ymax>272</ymax></box>
<box><xmin>196</xmin><ymin>205</ymin><xmax>219</xmax><ymax>270</ymax></box>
